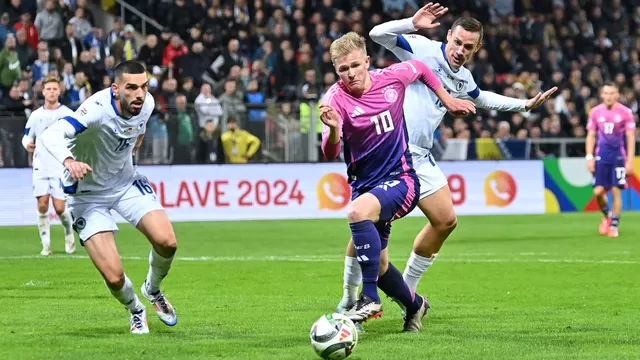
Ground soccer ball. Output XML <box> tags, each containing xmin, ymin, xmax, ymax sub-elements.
<box><xmin>309</xmin><ymin>313</ymin><xmax>358</xmax><ymax>360</ymax></box>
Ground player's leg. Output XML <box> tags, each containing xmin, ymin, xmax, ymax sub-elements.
<box><xmin>403</xmin><ymin>152</ymin><xmax>454</xmax><ymax>292</ymax></box>
<box><xmin>84</xmin><ymin>232</ymin><xmax>148</xmax><ymax>334</ymax></box>
<box><xmin>36</xmin><ymin>194</ymin><xmax>51</xmax><ymax>255</ymax></box>
<box><xmin>593</xmin><ymin>162</ymin><xmax>612</xmax><ymax>235</ymax></box>
<box><xmin>608</xmin><ymin>164</ymin><xmax>627</xmax><ymax>237</ymax></box>
<box><xmin>341</xmin><ymin>192</ymin><xmax>384</xmax><ymax>322</ymax></box>
<box><xmin>375</xmin><ymin>228</ymin><xmax>428</xmax><ymax>333</ymax></box>
<box><xmin>336</xmin><ymin>238</ymin><xmax>360</xmax><ymax>313</ymax></box>
<box><xmin>71</xmin><ymin>200</ymin><xmax>148</xmax><ymax>334</ymax></box>
<box><xmin>50</xmin><ymin>179</ymin><xmax>75</xmax><ymax>254</ymax></box>
<box><xmin>113</xmin><ymin>175</ymin><xmax>177</xmax><ymax>326</ymax></box>
<box><xmin>403</xmin><ymin>186</ymin><xmax>455</xmax><ymax>291</ymax></box>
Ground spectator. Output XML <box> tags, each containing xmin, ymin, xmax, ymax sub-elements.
<box><xmin>68</xmin><ymin>7</ymin><xmax>91</xmax><ymax>40</ymax></box>
<box><xmin>60</xmin><ymin>23</ymin><xmax>82</xmax><ymax>65</ymax></box>
<box><xmin>173</xmin><ymin>94</ymin><xmax>194</xmax><ymax>164</ymax></box>
<box><xmin>111</xmin><ymin>24</ymin><xmax>137</xmax><ymax>63</ymax></box>
<box><xmin>31</xmin><ymin>48</ymin><xmax>54</xmax><ymax>81</ymax></box>
<box><xmin>137</xmin><ymin>34</ymin><xmax>163</xmax><ymax>68</ymax></box>
<box><xmin>196</xmin><ymin>119</ymin><xmax>220</xmax><ymax>164</ymax></box>
<box><xmin>0</xmin><ymin>35</ymin><xmax>21</xmax><ymax>92</ymax></box>
<box><xmin>219</xmin><ymin>80</ymin><xmax>247</xmax><ymax>130</ymax></box>
<box><xmin>15</xmin><ymin>29</ymin><xmax>34</xmax><ymax>70</ymax></box>
<box><xmin>34</xmin><ymin>0</ymin><xmax>63</xmax><ymax>45</ymax></box>
<box><xmin>194</xmin><ymin>83</ymin><xmax>223</xmax><ymax>129</ymax></box>
<box><xmin>220</xmin><ymin>118</ymin><xmax>260</xmax><ymax>164</ymax></box>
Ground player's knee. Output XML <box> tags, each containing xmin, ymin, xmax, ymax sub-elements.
<box><xmin>37</xmin><ymin>203</ymin><xmax>48</xmax><ymax>214</ymax></box>
<box><xmin>440</xmin><ymin>214</ymin><xmax>457</xmax><ymax>233</ymax></box>
<box><xmin>155</xmin><ymin>230</ymin><xmax>177</xmax><ymax>255</ymax></box>
<box><xmin>346</xmin><ymin>204</ymin><xmax>373</xmax><ymax>223</ymax></box>
<box><xmin>594</xmin><ymin>187</ymin><xmax>606</xmax><ymax>197</ymax></box>
<box><xmin>54</xmin><ymin>204</ymin><xmax>65</xmax><ymax>215</ymax></box>
<box><xmin>103</xmin><ymin>271</ymin><xmax>125</xmax><ymax>290</ymax></box>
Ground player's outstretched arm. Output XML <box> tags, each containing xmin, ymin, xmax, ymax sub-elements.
<box><xmin>370</xmin><ymin>3</ymin><xmax>446</xmax><ymax>47</ymax></box>
<box><xmin>472</xmin><ymin>87</ymin><xmax>558</xmax><ymax>112</ymax></box>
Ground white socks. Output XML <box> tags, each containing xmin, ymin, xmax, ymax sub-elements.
<box><xmin>145</xmin><ymin>248</ymin><xmax>174</xmax><ymax>294</ymax></box>
<box><xmin>58</xmin><ymin>208</ymin><xmax>73</xmax><ymax>236</ymax></box>
<box><xmin>339</xmin><ymin>256</ymin><xmax>362</xmax><ymax>308</ymax></box>
<box><xmin>108</xmin><ymin>274</ymin><xmax>144</xmax><ymax>313</ymax></box>
<box><xmin>38</xmin><ymin>211</ymin><xmax>50</xmax><ymax>249</ymax></box>
<box><xmin>403</xmin><ymin>251</ymin><xmax>438</xmax><ymax>292</ymax></box>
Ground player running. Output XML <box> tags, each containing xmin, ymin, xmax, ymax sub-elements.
<box><xmin>336</xmin><ymin>4</ymin><xmax>558</xmax><ymax>315</ymax></box>
<box><xmin>586</xmin><ymin>83</ymin><xmax>636</xmax><ymax>238</ymax></box>
<box><xmin>40</xmin><ymin>60</ymin><xmax>178</xmax><ymax>335</ymax></box>
<box><xmin>22</xmin><ymin>76</ymin><xmax>76</xmax><ymax>256</ymax></box>
<box><xmin>321</xmin><ymin>32</ymin><xmax>475</xmax><ymax>332</ymax></box>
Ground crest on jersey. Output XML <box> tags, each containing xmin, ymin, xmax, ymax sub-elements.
<box><xmin>137</xmin><ymin>121</ymin><xmax>145</xmax><ymax>130</ymax></box>
<box><xmin>614</xmin><ymin>114</ymin><xmax>622</xmax><ymax>122</ymax></box>
<box><xmin>455</xmin><ymin>80</ymin><xmax>465</xmax><ymax>92</ymax></box>
<box><xmin>384</xmin><ymin>88</ymin><xmax>398</xmax><ymax>103</ymax></box>
<box><xmin>79</xmin><ymin>107</ymin><xmax>87</xmax><ymax>116</ymax></box>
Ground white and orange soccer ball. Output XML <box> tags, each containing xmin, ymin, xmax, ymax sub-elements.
<box><xmin>309</xmin><ymin>313</ymin><xmax>358</xmax><ymax>360</ymax></box>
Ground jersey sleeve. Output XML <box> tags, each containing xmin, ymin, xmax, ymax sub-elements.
<box><xmin>320</xmin><ymin>84</ymin><xmax>344</xmax><ymax>160</ymax></box>
<box><xmin>369</xmin><ymin>18</ymin><xmax>431</xmax><ymax>61</ymax></box>
<box><xmin>624</xmin><ymin>107</ymin><xmax>636</xmax><ymax>131</ymax></box>
<box><xmin>389</xmin><ymin>60</ymin><xmax>442</xmax><ymax>92</ymax></box>
<box><xmin>39</xmin><ymin>99</ymin><xmax>103</xmax><ymax>165</ymax></box>
<box><xmin>22</xmin><ymin>111</ymin><xmax>38</xmax><ymax>150</ymax></box>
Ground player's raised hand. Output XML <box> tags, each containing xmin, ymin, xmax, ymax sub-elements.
<box><xmin>444</xmin><ymin>98</ymin><xmax>476</xmax><ymax>116</ymax></box>
<box><xmin>412</xmin><ymin>2</ymin><xmax>448</xmax><ymax>30</ymax></box>
<box><xmin>319</xmin><ymin>104</ymin><xmax>340</xmax><ymax>128</ymax></box>
<box><xmin>26</xmin><ymin>142</ymin><xmax>35</xmax><ymax>152</ymax></box>
<box><xmin>525</xmin><ymin>87</ymin><xmax>558</xmax><ymax>111</ymax></box>
<box><xmin>64</xmin><ymin>159</ymin><xmax>92</xmax><ymax>180</ymax></box>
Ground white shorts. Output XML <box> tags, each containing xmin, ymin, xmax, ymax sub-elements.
<box><xmin>67</xmin><ymin>173</ymin><xmax>164</xmax><ymax>244</ymax></box>
<box><xmin>33</xmin><ymin>172</ymin><xmax>66</xmax><ymax>200</ymax></box>
<box><xmin>410</xmin><ymin>146</ymin><xmax>448</xmax><ymax>200</ymax></box>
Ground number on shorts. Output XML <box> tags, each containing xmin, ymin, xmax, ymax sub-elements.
<box><xmin>133</xmin><ymin>179</ymin><xmax>154</xmax><ymax>195</ymax></box>
<box><xmin>376</xmin><ymin>180</ymin><xmax>400</xmax><ymax>191</ymax></box>
<box><xmin>615</xmin><ymin>167</ymin><xmax>627</xmax><ymax>184</ymax></box>
<box><xmin>114</xmin><ymin>138</ymin><xmax>132</xmax><ymax>152</ymax></box>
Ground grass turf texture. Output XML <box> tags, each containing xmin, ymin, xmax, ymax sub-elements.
<box><xmin>1</xmin><ymin>213</ymin><xmax>639</xmax><ymax>359</ymax></box>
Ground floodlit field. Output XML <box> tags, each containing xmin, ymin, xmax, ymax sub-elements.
<box><xmin>1</xmin><ymin>213</ymin><xmax>639</xmax><ymax>359</ymax></box>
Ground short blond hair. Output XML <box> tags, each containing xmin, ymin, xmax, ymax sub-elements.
<box><xmin>329</xmin><ymin>32</ymin><xmax>367</xmax><ymax>63</ymax></box>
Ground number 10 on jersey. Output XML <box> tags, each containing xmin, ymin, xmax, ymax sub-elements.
<box><xmin>371</xmin><ymin>110</ymin><xmax>394</xmax><ymax>135</ymax></box>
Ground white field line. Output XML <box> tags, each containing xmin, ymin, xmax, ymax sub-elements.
<box><xmin>0</xmin><ymin>255</ymin><xmax>638</xmax><ymax>265</ymax></box>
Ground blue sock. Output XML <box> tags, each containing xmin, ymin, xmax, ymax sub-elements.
<box><xmin>611</xmin><ymin>214</ymin><xmax>620</xmax><ymax>228</ymax></box>
<box><xmin>349</xmin><ymin>220</ymin><xmax>381</xmax><ymax>302</ymax></box>
<box><xmin>600</xmin><ymin>204</ymin><xmax>610</xmax><ymax>217</ymax></box>
<box><xmin>377</xmin><ymin>262</ymin><xmax>423</xmax><ymax>315</ymax></box>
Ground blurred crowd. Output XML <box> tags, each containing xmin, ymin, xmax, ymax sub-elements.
<box><xmin>1</xmin><ymin>0</ymin><xmax>640</xmax><ymax>167</ymax></box>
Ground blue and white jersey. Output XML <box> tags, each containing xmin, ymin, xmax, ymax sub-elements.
<box><xmin>23</xmin><ymin>104</ymin><xmax>75</xmax><ymax>175</ymax></box>
<box><xmin>40</xmin><ymin>88</ymin><xmax>154</xmax><ymax>193</ymax></box>
<box><xmin>377</xmin><ymin>33</ymin><xmax>480</xmax><ymax>150</ymax></box>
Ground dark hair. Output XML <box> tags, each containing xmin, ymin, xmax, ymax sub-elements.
<box><xmin>114</xmin><ymin>60</ymin><xmax>146</xmax><ymax>81</ymax></box>
<box><xmin>451</xmin><ymin>17</ymin><xmax>484</xmax><ymax>44</ymax></box>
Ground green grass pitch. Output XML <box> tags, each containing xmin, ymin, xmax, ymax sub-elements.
<box><xmin>1</xmin><ymin>213</ymin><xmax>639</xmax><ymax>359</ymax></box>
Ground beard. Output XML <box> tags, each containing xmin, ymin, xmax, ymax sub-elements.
<box><xmin>122</xmin><ymin>97</ymin><xmax>143</xmax><ymax>116</ymax></box>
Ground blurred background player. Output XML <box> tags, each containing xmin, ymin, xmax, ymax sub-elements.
<box><xmin>22</xmin><ymin>76</ymin><xmax>76</xmax><ymax>256</ymax></box>
<box><xmin>39</xmin><ymin>61</ymin><xmax>178</xmax><ymax>335</ymax></box>
<box><xmin>336</xmin><ymin>4</ymin><xmax>558</xmax><ymax>314</ymax></box>
<box><xmin>321</xmin><ymin>31</ymin><xmax>475</xmax><ymax>332</ymax></box>
<box><xmin>586</xmin><ymin>83</ymin><xmax>636</xmax><ymax>238</ymax></box>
